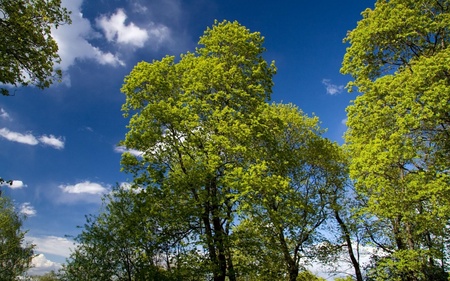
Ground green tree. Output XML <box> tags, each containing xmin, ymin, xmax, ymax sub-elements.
<box><xmin>342</xmin><ymin>0</ymin><xmax>450</xmax><ymax>280</ymax></box>
<box><xmin>120</xmin><ymin>20</ymin><xmax>275</xmax><ymax>281</ymax></box>
<box><xmin>0</xmin><ymin>0</ymin><xmax>71</xmax><ymax>96</ymax></box>
<box><xmin>296</xmin><ymin>270</ymin><xmax>326</xmax><ymax>281</ymax></box>
<box><xmin>235</xmin><ymin>103</ymin><xmax>348</xmax><ymax>281</ymax></box>
<box><xmin>61</xmin><ymin>186</ymin><xmax>183</xmax><ymax>281</ymax></box>
<box><xmin>0</xmin><ymin>196</ymin><xmax>34</xmax><ymax>280</ymax></box>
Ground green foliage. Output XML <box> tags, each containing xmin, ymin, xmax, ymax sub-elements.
<box><xmin>67</xmin><ymin>20</ymin><xmax>351</xmax><ymax>281</ymax></box>
<box><xmin>296</xmin><ymin>270</ymin><xmax>326</xmax><ymax>281</ymax></box>
<box><xmin>334</xmin><ymin>276</ymin><xmax>355</xmax><ymax>281</ymax></box>
<box><xmin>0</xmin><ymin>196</ymin><xmax>34</xmax><ymax>280</ymax></box>
<box><xmin>342</xmin><ymin>0</ymin><xmax>450</xmax><ymax>279</ymax></box>
<box><xmin>366</xmin><ymin>250</ymin><xmax>449</xmax><ymax>281</ymax></box>
<box><xmin>0</xmin><ymin>0</ymin><xmax>71</xmax><ymax>96</ymax></box>
<box><xmin>235</xmin><ymin>103</ymin><xmax>348</xmax><ymax>281</ymax></box>
<box><xmin>61</xmin><ymin>186</ymin><xmax>184</xmax><ymax>281</ymax></box>
<box><xmin>120</xmin><ymin>20</ymin><xmax>275</xmax><ymax>281</ymax></box>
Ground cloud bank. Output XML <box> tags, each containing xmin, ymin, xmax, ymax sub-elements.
<box><xmin>29</xmin><ymin>235</ymin><xmax>75</xmax><ymax>258</ymax></box>
<box><xmin>28</xmin><ymin>254</ymin><xmax>62</xmax><ymax>276</ymax></box>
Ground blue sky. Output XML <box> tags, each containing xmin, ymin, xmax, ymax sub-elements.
<box><xmin>0</xmin><ymin>0</ymin><xmax>372</xmax><ymax>275</ymax></box>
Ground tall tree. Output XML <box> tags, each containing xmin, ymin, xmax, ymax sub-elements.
<box><xmin>236</xmin><ymin>103</ymin><xmax>348</xmax><ymax>281</ymax></box>
<box><xmin>0</xmin><ymin>0</ymin><xmax>71</xmax><ymax>96</ymax></box>
<box><xmin>120</xmin><ymin>20</ymin><xmax>276</xmax><ymax>281</ymax></box>
<box><xmin>342</xmin><ymin>0</ymin><xmax>450</xmax><ymax>279</ymax></box>
<box><xmin>0</xmin><ymin>196</ymin><xmax>34</xmax><ymax>280</ymax></box>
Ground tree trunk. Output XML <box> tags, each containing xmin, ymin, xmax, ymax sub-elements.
<box><xmin>213</xmin><ymin>216</ymin><xmax>227</xmax><ymax>281</ymax></box>
<box><xmin>277</xmin><ymin>227</ymin><xmax>299</xmax><ymax>281</ymax></box>
<box><xmin>334</xmin><ymin>209</ymin><xmax>363</xmax><ymax>281</ymax></box>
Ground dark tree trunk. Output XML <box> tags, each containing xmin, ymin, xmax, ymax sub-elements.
<box><xmin>334</xmin><ymin>209</ymin><xmax>363</xmax><ymax>281</ymax></box>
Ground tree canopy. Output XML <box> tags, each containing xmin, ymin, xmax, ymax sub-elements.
<box><xmin>0</xmin><ymin>196</ymin><xmax>34</xmax><ymax>280</ymax></box>
<box><xmin>59</xmin><ymin>1</ymin><xmax>450</xmax><ymax>280</ymax></box>
<box><xmin>60</xmin><ymin>20</ymin><xmax>348</xmax><ymax>281</ymax></box>
<box><xmin>342</xmin><ymin>0</ymin><xmax>450</xmax><ymax>279</ymax></box>
<box><xmin>0</xmin><ymin>0</ymin><xmax>71</xmax><ymax>96</ymax></box>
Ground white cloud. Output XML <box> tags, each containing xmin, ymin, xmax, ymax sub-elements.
<box><xmin>97</xmin><ymin>9</ymin><xmax>149</xmax><ymax>47</ymax></box>
<box><xmin>28</xmin><ymin>254</ymin><xmax>62</xmax><ymax>276</ymax></box>
<box><xmin>0</xmin><ymin>108</ymin><xmax>11</xmax><ymax>121</ymax></box>
<box><xmin>51</xmin><ymin>0</ymin><xmax>124</xmax><ymax>72</ymax></box>
<box><xmin>114</xmin><ymin>145</ymin><xmax>143</xmax><ymax>157</ymax></box>
<box><xmin>322</xmin><ymin>79</ymin><xmax>344</xmax><ymax>95</ymax></box>
<box><xmin>0</xmin><ymin>128</ymin><xmax>38</xmax><ymax>145</ymax></box>
<box><xmin>96</xmin><ymin>9</ymin><xmax>170</xmax><ymax>48</ymax></box>
<box><xmin>0</xmin><ymin>127</ymin><xmax>65</xmax><ymax>149</ymax></box>
<box><xmin>59</xmin><ymin>181</ymin><xmax>109</xmax><ymax>195</ymax></box>
<box><xmin>341</xmin><ymin>118</ymin><xmax>348</xmax><ymax>125</ymax></box>
<box><xmin>55</xmin><ymin>181</ymin><xmax>109</xmax><ymax>204</ymax></box>
<box><xmin>1</xmin><ymin>180</ymin><xmax>27</xmax><ymax>189</ymax></box>
<box><xmin>19</xmin><ymin>202</ymin><xmax>37</xmax><ymax>217</ymax></box>
<box><xmin>28</xmin><ymin>235</ymin><xmax>75</xmax><ymax>258</ymax></box>
<box><xmin>39</xmin><ymin>135</ymin><xmax>65</xmax><ymax>150</ymax></box>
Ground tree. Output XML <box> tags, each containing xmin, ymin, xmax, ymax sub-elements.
<box><xmin>0</xmin><ymin>0</ymin><xmax>71</xmax><ymax>96</ymax></box>
<box><xmin>342</xmin><ymin>0</ymin><xmax>450</xmax><ymax>279</ymax></box>
<box><xmin>120</xmin><ymin>20</ymin><xmax>275</xmax><ymax>281</ymax></box>
<box><xmin>235</xmin><ymin>103</ymin><xmax>348</xmax><ymax>281</ymax></box>
<box><xmin>61</xmin><ymin>186</ymin><xmax>184</xmax><ymax>281</ymax></box>
<box><xmin>0</xmin><ymin>196</ymin><xmax>34</xmax><ymax>280</ymax></box>
<box><xmin>324</xmin><ymin>180</ymin><xmax>365</xmax><ymax>281</ymax></box>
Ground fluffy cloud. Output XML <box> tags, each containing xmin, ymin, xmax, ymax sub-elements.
<box><xmin>59</xmin><ymin>181</ymin><xmax>109</xmax><ymax>195</ymax></box>
<box><xmin>52</xmin><ymin>0</ymin><xmax>124</xmax><ymax>72</ymax></box>
<box><xmin>96</xmin><ymin>8</ymin><xmax>170</xmax><ymax>48</ymax></box>
<box><xmin>28</xmin><ymin>254</ymin><xmax>62</xmax><ymax>276</ymax></box>
<box><xmin>19</xmin><ymin>202</ymin><xmax>37</xmax><ymax>217</ymax></box>
<box><xmin>0</xmin><ymin>127</ymin><xmax>65</xmax><ymax>149</ymax></box>
<box><xmin>0</xmin><ymin>179</ymin><xmax>27</xmax><ymax>189</ymax></box>
<box><xmin>97</xmin><ymin>9</ymin><xmax>150</xmax><ymax>47</ymax></box>
<box><xmin>39</xmin><ymin>135</ymin><xmax>65</xmax><ymax>150</ymax></box>
<box><xmin>55</xmin><ymin>181</ymin><xmax>109</xmax><ymax>204</ymax></box>
<box><xmin>0</xmin><ymin>128</ymin><xmax>38</xmax><ymax>145</ymax></box>
<box><xmin>322</xmin><ymin>79</ymin><xmax>344</xmax><ymax>95</ymax></box>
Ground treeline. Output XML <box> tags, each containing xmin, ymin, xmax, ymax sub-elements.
<box><xmin>61</xmin><ymin>0</ymin><xmax>450</xmax><ymax>279</ymax></box>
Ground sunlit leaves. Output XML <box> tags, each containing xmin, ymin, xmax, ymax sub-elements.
<box><xmin>342</xmin><ymin>0</ymin><xmax>450</xmax><ymax>279</ymax></box>
<box><xmin>0</xmin><ymin>196</ymin><xmax>34</xmax><ymax>280</ymax></box>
